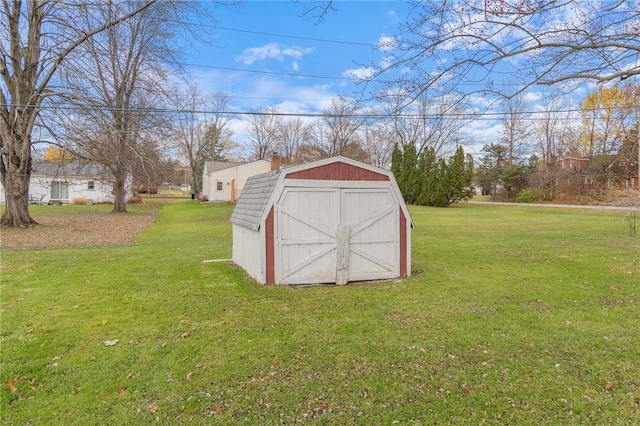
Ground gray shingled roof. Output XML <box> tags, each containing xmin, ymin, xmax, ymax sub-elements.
<box><xmin>205</xmin><ymin>161</ymin><xmax>246</xmax><ymax>173</ymax></box>
<box><xmin>33</xmin><ymin>161</ymin><xmax>107</xmax><ymax>178</ymax></box>
<box><xmin>230</xmin><ymin>169</ymin><xmax>282</xmax><ymax>231</ymax></box>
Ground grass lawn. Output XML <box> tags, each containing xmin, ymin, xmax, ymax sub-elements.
<box><xmin>1</xmin><ymin>202</ymin><xmax>639</xmax><ymax>424</ymax></box>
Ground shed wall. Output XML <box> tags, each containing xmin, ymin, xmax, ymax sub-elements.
<box><xmin>232</xmin><ymin>224</ymin><xmax>264</xmax><ymax>283</ymax></box>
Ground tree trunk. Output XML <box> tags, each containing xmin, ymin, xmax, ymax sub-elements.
<box><xmin>112</xmin><ymin>173</ymin><xmax>128</xmax><ymax>213</ymax></box>
<box><xmin>0</xmin><ymin>138</ymin><xmax>38</xmax><ymax>228</ymax></box>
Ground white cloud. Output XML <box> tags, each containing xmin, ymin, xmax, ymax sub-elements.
<box><xmin>291</xmin><ymin>61</ymin><xmax>300</xmax><ymax>71</ymax></box>
<box><xmin>460</xmin><ymin>120</ymin><xmax>503</xmax><ymax>154</ymax></box>
<box><xmin>376</xmin><ymin>36</ymin><xmax>396</xmax><ymax>52</ymax></box>
<box><xmin>343</xmin><ymin>66</ymin><xmax>376</xmax><ymax>81</ymax></box>
<box><xmin>522</xmin><ymin>91</ymin><xmax>543</xmax><ymax>103</ymax></box>
<box><xmin>236</xmin><ymin>43</ymin><xmax>314</xmax><ymax>65</ymax></box>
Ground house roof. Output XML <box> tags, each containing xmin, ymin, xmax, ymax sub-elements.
<box><xmin>230</xmin><ymin>156</ymin><xmax>414</xmax><ymax>231</ymax></box>
<box><xmin>230</xmin><ymin>169</ymin><xmax>282</xmax><ymax>231</ymax></box>
<box><xmin>204</xmin><ymin>161</ymin><xmax>246</xmax><ymax>174</ymax></box>
<box><xmin>32</xmin><ymin>161</ymin><xmax>107</xmax><ymax>179</ymax></box>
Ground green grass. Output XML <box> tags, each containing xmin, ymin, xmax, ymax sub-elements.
<box><xmin>2</xmin><ymin>203</ymin><xmax>639</xmax><ymax>424</ymax></box>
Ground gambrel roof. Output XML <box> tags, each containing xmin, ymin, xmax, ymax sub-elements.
<box><xmin>230</xmin><ymin>156</ymin><xmax>414</xmax><ymax>232</ymax></box>
<box><xmin>230</xmin><ymin>169</ymin><xmax>282</xmax><ymax>231</ymax></box>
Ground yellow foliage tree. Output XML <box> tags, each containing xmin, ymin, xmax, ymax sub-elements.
<box><xmin>43</xmin><ymin>147</ymin><xmax>75</xmax><ymax>162</ymax></box>
<box><xmin>580</xmin><ymin>82</ymin><xmax>639</xmax><ymax>156</ymax></box>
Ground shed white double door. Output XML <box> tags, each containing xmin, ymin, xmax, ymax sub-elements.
<box><xmin>275</xmin><ymin>185</ymin><xmax>399</xmax><ymax>285</ymax></box>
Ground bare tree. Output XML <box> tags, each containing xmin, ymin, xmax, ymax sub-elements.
<box><xmin>372</xmin><ymin>1</ymin><xmax>640</xmax><ymax>101</ymax></box>
<box><xmin>0</xmin><ymin>0</ymin><xmax>157</xmax><ymax>227</ymax></box>
<box><xmin>53</xmin><ymin>0</ymin><xmax>183</xmax><ymax>213</ymax></box>
<box><xmin>304</xmin><ymin>96</ymin><xmax>366</xmax><ymax>161</ymax></box>
<box><xmin>360</xmin><ymin>123</ymin><xmax>394</xmax><ymax>169</ymax></box>
<box><xmin>500</xmin><ymin>89</ymin><xmax>531</xmax><ymax>166</ymax></box>
<box><xmin>531</xmin><ymin>93</ymin><xmax>578</xmax><ymax>198</ymax></box>
<box><xmin>245</xmin><ymin>107</ymin><xmax>282</xmax><ymax>160</ymax></box>
<box><xmin>275</xmin><ymin>117</ymin><xmax>309</xmax><ymax>164</ymax></box>
<box><xmin>172</xmin><ymin>85</ymin><xmax>235</xmax><ymax>192</ymax></box>
<box><xmin>380</xmin><ymin>90</ymin><xmax>468</xmax><ymax>159</ymax></box>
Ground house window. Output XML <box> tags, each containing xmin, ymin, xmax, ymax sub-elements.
<box><xmin>51</xmin><ymin>181</ymin><xmax>69</xmax><ymax>200</ymax></box>
<box><xmin>216</xmin><ymin>181</ymin><xmax>223</xmax><ymax>191</ymax></box>
<box><xmin>87</xmin><ymin>181</ymin><xmax>95</xmax><ymax>190</ymax></box>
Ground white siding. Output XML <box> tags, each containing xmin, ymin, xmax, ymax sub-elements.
<box><xmin>205</xmin><ymin>160</ymin><xmax>271</xmax><ymax>202</ymax></box>
<box><xmin>29</xmin><ymin>176</ymin><xmax>125</xmax><ymax>204</ymax></box>
<box><xmin>232</xmin><ymin>224</ymin><xmax>264</xmax><ymax>283</ymax></box>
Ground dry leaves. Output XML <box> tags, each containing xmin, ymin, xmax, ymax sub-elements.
<box><xmin>1</xmin><ymin>208</ymin><xmax>157</xmax><ymax>250</ymax></box>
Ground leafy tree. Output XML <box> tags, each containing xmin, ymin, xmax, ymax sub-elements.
<box><xmin>580</xmin><ymin>82</ymin><xmax>639</xmax><ymax>156</ymax></box>
<box><xmin>43</xmin><ymin>147</ymin><xmax>75</xmax><ymax>163</ymax></box>
<box><xmin>416</xmin><ymin>148</ymin><xmax>437</xmax><ymax>206</ymax></box>
<box><xmin>424</xmin><ymin>147</ymin><xmax>474</xmax><ymax>207</ymax></box>
<box><xmin>394</xmin><ymin>144</ymin><xmax>474</xmax><ymax>207</ymax></box>
<box><xmin>476</xmin><ymin>144</ymin><xmax>508</xmax><ymax>197</ymax></box>
<box><xmin>501</xmin><ymin>163</ymin><xmax>534</xmax><ymax>201</ymax></box>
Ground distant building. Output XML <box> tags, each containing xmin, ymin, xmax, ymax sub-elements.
<box><xmin>0</xmin><ymin>161</ymin><xmax>130</xmax><ymax>205</ymax></box>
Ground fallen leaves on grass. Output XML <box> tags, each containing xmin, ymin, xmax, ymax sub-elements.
<box><xmin>1</xmin><ymin>207</ymin><xmax>157</xmax><ymax>250</ymax></box>
<box><xmin>5</xmin><ymin>378</ymin><xmax>18</xmax><ymax>393</ymax></box>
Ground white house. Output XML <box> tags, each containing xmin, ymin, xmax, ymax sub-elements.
<box><xmin>0</xmin><ymin>161</ymin><xmax>129</xmax><ymax>205</ymax></box>
<box><xmin>202</xmin><ymin>159</ymin><xmax>272</xmax><ymax>202</ymax></box>
<box><xmin>230</xmin><ymin>156</ymin><xmax>414</xmax><ymax>286</ymax></box>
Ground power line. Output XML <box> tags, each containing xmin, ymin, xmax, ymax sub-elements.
<box><xmin>182</xmin><ymin>62</ymin><xmax>351</xmax><ymax>81</ymax></box>
<box><xmin>206</xmin><ymin>24</ymin><xmax>373</xmax><ymax>47</ymax></box>
<box><xmin>4</xmin><ymin>102</ymin><xmax>633</xmax><ymax>121</ymax></box>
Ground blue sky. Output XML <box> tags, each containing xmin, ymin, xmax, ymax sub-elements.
<box><xmin>180</xmin><ymin>1</ymin><xmax>420</xmax><ymax>153</ymax></box>
<box><xmin>178</xmin><ymin>1</ymin><xmax>588</xmax><ymax>158</ymax></box>
<box><xmin>187</xmin><ymin>2</ymin><xmax>407</xmax><ymax>107</ymax></box>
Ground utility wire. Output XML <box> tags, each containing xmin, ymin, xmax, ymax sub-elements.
<box><xmin>205</xmin><ymin>24</ymin><xmax>374</xmax><ymax>47</ymax></box>
<box><xmin>4</xmin><ymin>102</ymin><xmax>634</xmax><ymax>121</ymax></box>
<box><xmin>182</xmin><ymin>62</ymin><xmax>352</xmax><ymax>81</ymax></box>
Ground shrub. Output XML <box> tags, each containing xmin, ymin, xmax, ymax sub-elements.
<box><xmin>148</xmin><ymin>185</ymin><xmax>158</xmax><ymax>194</ymax></box>
<box><xmin>71</xmin><ymin>197</ymin><xmax>86</xmax><ymax>205</ymax></box>
<box><xmin>515</xmin><ymin>189</ymin><xmax>544</xmax><ymax>203</ymax></box>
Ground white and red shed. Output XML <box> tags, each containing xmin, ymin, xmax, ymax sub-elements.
<box><xmin>230</xmin><ymin>156</ymin><xmax>413</xmax><ymax>285</ymax></box>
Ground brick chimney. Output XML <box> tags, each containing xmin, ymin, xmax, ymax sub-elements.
<box><xmin>270</xmin><ymin>152</ymin><xmax>281</xmax><ymax>170</ymax></box>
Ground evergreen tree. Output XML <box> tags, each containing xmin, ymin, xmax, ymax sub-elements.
<box><xmin>417</xmin><ymin>147</ymin><xmax>437</xmax><ymax>205</ymax></box>
<box><xmin>391</xmin><ymin>143</ymin><xmax>403</xmax><ymax>186</ymax></box>
<box><xmin>400</xmin><ymin>143</ymin><xmax>420</xmax><ymax>204</ymax></box>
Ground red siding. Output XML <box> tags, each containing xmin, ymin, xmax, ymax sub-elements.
<box><xmin>287</xmin><ymin>162</ymin><xmax>389</xmax><ymax>181</ymax></box>
<box><xmin>265</xmin><ymin>207</ymin><xmax>275</xmax><ymax>284</ymax></box>
<box><xmin>399</xmin><ymin>208</ymin><xmax>407</xmax><ymax>277</ymax></box>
